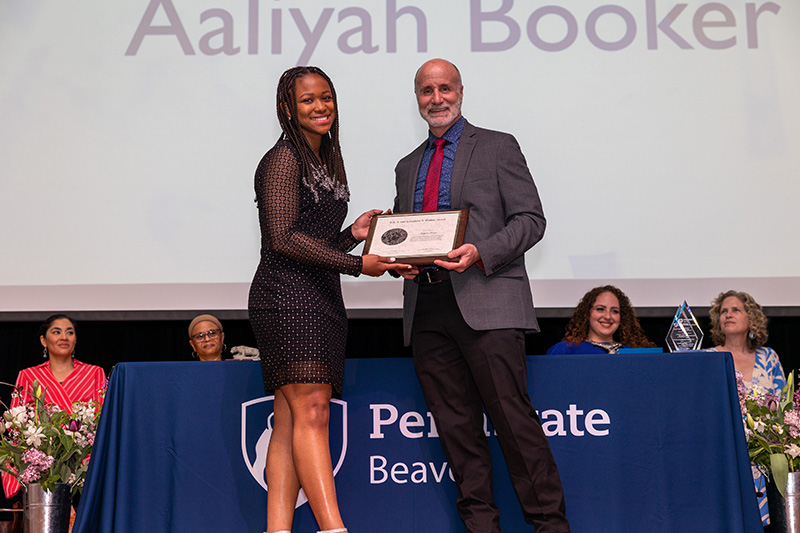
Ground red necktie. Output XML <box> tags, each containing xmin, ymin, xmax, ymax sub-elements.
<box><xmin>422</xmin><ymin>138</ymin><xmax>446</xmax><ymax>212</ymax></box>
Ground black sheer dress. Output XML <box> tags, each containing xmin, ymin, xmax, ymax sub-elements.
<box><xmin>248</xmin><ymin>140</ymin><xmax>362</xmax><ymax>397</ymax></box>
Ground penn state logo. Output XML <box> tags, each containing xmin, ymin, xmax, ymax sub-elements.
<box><xmin>241</xmin><ymin>396</ymin><xmax>348</xmax><ymax>507</ymax></box>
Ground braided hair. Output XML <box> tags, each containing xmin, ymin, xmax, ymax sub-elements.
<box><xmin>275</xmin><ymin>66</ymin><xmax>347</xmax><ymax>187</ymax></box>
<box><xmin>563</xmin><ymin>285</ymin><xmax>656</xmax><ymax>348</ymax></box>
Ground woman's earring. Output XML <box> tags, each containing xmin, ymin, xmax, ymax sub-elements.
<box><xmin>191</xmin><ymin>351</ymin><xmax>198</xmax><ymax>359</ymax></box>
<box><xmin>749</xmin><ymin>331</ymin><xmax>755</xmax><ymax>340</ymax></box>
<box><xmin>42</xmin><ymin>347</ymin><xmax>48</xmax><ymax>359</ymax></box>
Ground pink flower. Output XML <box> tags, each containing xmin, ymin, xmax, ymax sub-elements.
<box><xmin>784</xmin><ymin>410</ymin><xmax>800</xmax><ymax>438</ymax></box>
<box><xmin>21</xmin><ymin>449</ymin><xmax>54</xmax><ymax>469</ymax></box>
<box><xmin>19</xmin><ymin>466</ymin><xmax>43</xmax><ymax>484</ymax></box>
<box><xmin>17</xmin><ymin>449</ymin><xmax>55</xmax><ymax>485</ymax></box>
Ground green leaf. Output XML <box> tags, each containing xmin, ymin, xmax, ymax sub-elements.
<box><xmin>772</xmin><ymin>453</ymin><xmax>790</xmax><ymax>499</ymax></box>
<box><xmin>75</xmin><ymin>447</ymin><xmax>90</xmax><ymax>464</ymax></box>
<box><xmin>781</xmin><ymin>372</ymin><xmax>796</xmax><ymax>412</ymax></box>
<box><xmin>57</xmin><ymin>432</ymin><xmax>68</xmax><ymax>449</ymax></box>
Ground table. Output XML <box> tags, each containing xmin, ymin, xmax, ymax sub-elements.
<box><xmin>73</xmin><ymin>352</ymin><xmax>761</xmax><ymax>532</ymax></box>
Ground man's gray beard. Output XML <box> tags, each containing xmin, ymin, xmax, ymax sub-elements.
<box><xmin>420</xmin><ymin>97</ymin><xmax>462</xmax><ymax>130</ymax></box>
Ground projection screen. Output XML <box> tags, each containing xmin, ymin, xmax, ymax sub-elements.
<box><xmin>1</xmin><ymin>0</ymin><xmax>798</xmax><ymax>313</ymax></box>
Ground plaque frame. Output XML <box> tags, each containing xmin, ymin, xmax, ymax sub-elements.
<box><xmin>362</xmin><ymin>210</ymin><xmax>469</xmax><ymax>265</ymax></box>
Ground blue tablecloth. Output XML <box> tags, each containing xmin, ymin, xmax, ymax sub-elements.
<box><xmin>74</xmin><ymin>352</ymin><xmax>761</xmax><ymax>532</ymax></box>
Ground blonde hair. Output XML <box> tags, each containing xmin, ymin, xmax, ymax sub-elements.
<box><xmin>709</xmin><ymin>290</ymin><xmax>768</xmax><ymax>348</ymax></box>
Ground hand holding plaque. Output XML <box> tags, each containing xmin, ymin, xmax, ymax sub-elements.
<box><xmin>362</xmin><ymin>210</ymin><xmax>469</xmax><ymax>265</ymax></box>
<box><xmin>666</xmin><ymin>301</ymin><xmax>704</xmax><ymax>352</ymax></box>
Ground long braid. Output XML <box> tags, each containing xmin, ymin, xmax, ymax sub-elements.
<box><xmin>275</xmin><ymin>66</ymin><xmax>347</xmax><ymax>187</ymax></box>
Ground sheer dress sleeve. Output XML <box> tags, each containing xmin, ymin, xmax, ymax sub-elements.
<box><xmin>256</xmin><ymin>142</ymin><xmax>362</xmax><ymax>276</ymax></box>
<box><xmin>332</xmin><ymin>226</ymin><xmax>360</xmax><ymax>253</ymax></box>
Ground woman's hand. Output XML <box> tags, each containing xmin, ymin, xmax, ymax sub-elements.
<box><xmin>361</xmin><ymin>254</ymin><xmax>413</xmax><ymax>277</ymax></box>
<box><xmin>351</xmin><ymin>209</ymin><xmax>387</xmax><ymax>241</ymax></box>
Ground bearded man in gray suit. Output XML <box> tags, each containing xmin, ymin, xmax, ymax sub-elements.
<box><xmin>393</xmin><ymin>59</ymin><xmax>569</xmax><ymax>533</ymax></box>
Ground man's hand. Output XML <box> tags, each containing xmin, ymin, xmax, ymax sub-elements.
<box><xmin>433</xmin><ymin>244</ymin><xmax>480</xmax><ymax>273</ymax></box>
<box><xmin>399</xmin><ymin>266</ymin><xmax>420</xmax><ymax>279</ymax></box>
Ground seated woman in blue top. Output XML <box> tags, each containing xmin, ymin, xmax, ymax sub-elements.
<box><xmin>547</xmin><ymin>285</ymin><xmax>656</xmax><ymax>354</ymax></box>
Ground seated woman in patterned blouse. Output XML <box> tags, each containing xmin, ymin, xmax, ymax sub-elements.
<box><xmin>708</xmin><ymin>289</ymin><xmax>785</xmax><ymax>527</ymax></box>
<box><xmin>547</xmin><ymin>285</ymin><xmax>656</xmax><ymax>354</ymax></box>
<box><xmin>708</xmin><ymin>290</ymin><xmax>785</xmax><ymax>392</ymax></box>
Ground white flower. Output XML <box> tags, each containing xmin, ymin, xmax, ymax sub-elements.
<box><xmin>23</xmin><ymin>426</ymin><xmax>46</xmax><ymax>447</ymax></box>
<box><xmin>6</xmin><ymin>406</ymin><xmax>29</xmax><ymax>426</ymax></box>
<box><xmin>786</xmin><ymin>444</ymin><xmax>800</xmax><ymax>458</ymax></box>
<box><xmin>72</xmin><ymin>403</ymin><xmax>97</xmax><ymax>427</ymax></box>
<box><xmin>754</xmin><ymin>420</ymin><xmax>766</xmax><ymax>433</ymax></box>
<box><xmin>63</xmin><ymin>425</ymin><xmax>90</xmax><ymax>448</ymax></box>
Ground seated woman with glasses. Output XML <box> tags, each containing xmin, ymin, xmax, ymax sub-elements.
<box><xmin>188</xmin><ymin>314</ymin><xmax>260</xmax><ymax>361</ymax></box>
<box><xmin>188</xmin><ymin>314</ymin><xmax>227</xmax><ymax>361</ymax></box>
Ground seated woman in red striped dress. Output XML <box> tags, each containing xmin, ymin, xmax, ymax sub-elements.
<box><xmin>2</xmin><ymin>314</ymin><xmax>106</xmax><ymax>499</ymax></box>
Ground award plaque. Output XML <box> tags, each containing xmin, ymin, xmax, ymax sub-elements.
<box><xmin>362</xmin><ymin>210</ymin><xmax>469</xmax><ymax>265</ymax></box>
<box><xmin>666</xmin><ymin>301</ymin><xmax>704</xmax><ymax>352</ymax></box>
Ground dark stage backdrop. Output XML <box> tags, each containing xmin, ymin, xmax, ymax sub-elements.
<box><xmin>1</xmin><ymin>311</ymin><xmax>797</xmax><ymax>410</ymax></box>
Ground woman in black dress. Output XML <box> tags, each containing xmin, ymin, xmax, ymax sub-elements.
<box><xmin>248</xmin><ymin>66</ymin><xmax>408</xmax><ymax>533</ymax></box>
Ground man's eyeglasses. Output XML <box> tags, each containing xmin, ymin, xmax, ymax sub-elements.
<box><xmin>191</xmin><ymin>329</ymin><xmax>221</xmax><ymax>341</ymax></box>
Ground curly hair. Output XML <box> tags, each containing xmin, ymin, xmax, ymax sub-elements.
<box><xmin>275</xmin><ymin>66</ymin><xmax>347</xmax><ymax>187</ymax></box>
<box><xmin>709</xmin><ymin>290</ymin><xmax>768</xmax><ymax>349</ymax></box>
<box><xmin>563</xmin><ymin>286</ymin><xmax>655</xmax><ymax>348</ymax></box>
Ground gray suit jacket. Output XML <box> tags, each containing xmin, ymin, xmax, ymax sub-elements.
<box><xmin>393</xmin><ymin>120</ymin><xmax>546</xmax><ymax>345</ymax></box>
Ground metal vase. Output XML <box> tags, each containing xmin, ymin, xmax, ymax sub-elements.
<box><xmin>22</xmin><ymin>483</ymin><xmax>70</xmax><ymax>533</ymax></box>
<box><xmin>767</xmin><ymin>472</ymin><xmax>800</xmax><ymax>532</ymax></box>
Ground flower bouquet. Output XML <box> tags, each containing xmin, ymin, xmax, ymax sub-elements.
<box><xmin>739</xmin><ymin>371</ymin><xmax>800</xmax><ymax>498</ymax></box>
<box><xmin>0</xmin><ymin>380</ymin><xmax>102</xmax><ymax>495</ymax></box>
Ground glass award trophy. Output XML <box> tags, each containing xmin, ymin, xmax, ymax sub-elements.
<box><xmin>666</xmin><ymin>301</ymin><xmax>704</xmax><ymax>352</ymax></box>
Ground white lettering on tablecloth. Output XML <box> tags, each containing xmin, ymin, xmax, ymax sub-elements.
<box><xmin>369</xmin><ymin>403</ymin><xmax>611</xmax><ymax>439</ymax></box>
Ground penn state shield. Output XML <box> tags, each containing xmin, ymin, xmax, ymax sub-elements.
<box><xmin>241</xmin><ymin>396</ymin><xmax>348</xmax><ymax>508</ymax></box>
